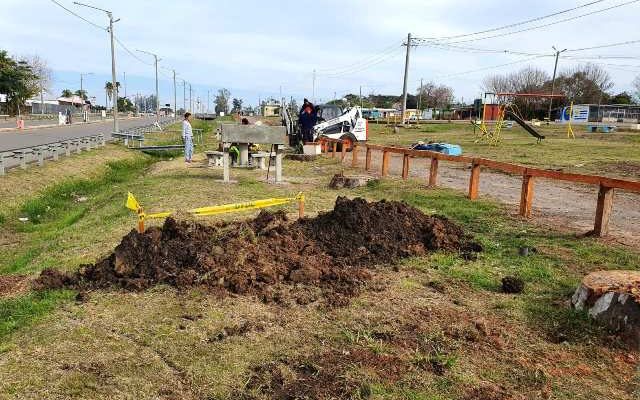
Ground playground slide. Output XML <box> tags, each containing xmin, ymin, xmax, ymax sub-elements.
<box><xmin>505</xmin><ymin>111</ymin><xmax>545</xmax><ymax>141</ymax></box>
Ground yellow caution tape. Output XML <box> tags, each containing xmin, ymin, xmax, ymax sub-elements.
<box><xmin>126</xmin><ymin>192</ymin><xmax>304</xmax><ymax>220</ymax></box>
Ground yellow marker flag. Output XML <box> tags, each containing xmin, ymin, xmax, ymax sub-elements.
<box><xmin>126</xmin><ymin>192</ymin><xmax>140</xmax><ymax>211</ymax></box>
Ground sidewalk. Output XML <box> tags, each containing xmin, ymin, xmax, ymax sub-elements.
<box><xmin>0</xmin><ymin>116</ymin><xmax>142</xmax><ymax>133</ymax></box>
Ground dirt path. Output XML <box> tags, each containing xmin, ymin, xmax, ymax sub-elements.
<box><xmin>353</xmin><ymin>152</ymin><xmax>640</xmax><ymax>248</ymax></box>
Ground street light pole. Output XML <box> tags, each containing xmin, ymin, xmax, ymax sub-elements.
<box><xmin>136</xmin><ymin>49</ymin><xmax>161</xmax><ymax>122</ymax></box>
<box><xmin>548</xmin><ymin>46</ymin><xmax>567</xmax><ymax>123</ymax></box>
<box><xmin>74</xmin><ymin>2</ymin><xmax>119</xmax><ymax>132</ymax></box>
<box><xmin>181</xmin><ymin>79</ymin><xmax>187</xmax><ymax>112</ymax></box>
<box><xmin>401</xmin><ymin>32</ymin><xmax>412</xmax><ymax>124</ymax></box>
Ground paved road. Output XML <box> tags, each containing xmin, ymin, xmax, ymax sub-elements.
<box><xmin>0</xmin><ymin>116</ymin><xmax>173</xmax><ymax>171</ymax></box>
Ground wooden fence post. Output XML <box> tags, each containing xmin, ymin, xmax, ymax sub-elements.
<box><xmin>402</xmin><ymin>154</ymin><xmax>410</xmax><ymax>180</ymax></box>
<box><xmin>468</xmin><ymin>161</ymin><xmax>481</xmax><ymax>200</ymax></box>
<box><xmin>519</xmin><ymin>173</ymin><xmax>535</xmax><ymax>218</ymax></box>
<box><xmin>428</xmin><ymin>158</ymin><xmax>439</xmax><ymax>186</ymax></box>
<box><xmin>594</xmin><ymin>185</ymin><xmax>615</xmax><ymax>236</ymax></box>
<box><xmin>332</xmin><ymin>142</ymin><xmax>337</xmax><ymax>158</ymax></box>
<box><xmin>382</xmin><ymin>150</ymin><xmax>390</xmax><ymax>176</ymax></box>
<box><xmin>365</xmin><ymin>147</ymin><xmax>372</xmax><ymax>171</ymax></box>
<box><xmin>351</xmin><ymin>144</ymin><xmax>359</xmax><ymax>167</ymax></box>
<box><xmin>341</xmin><ymin>141</ymin><xmax>347</xmax><ymax>161</ymax></box>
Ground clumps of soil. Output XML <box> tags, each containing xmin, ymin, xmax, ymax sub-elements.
<box><xmin>35</xmin><ymin>197</ymin><xmax>481</xmax><ymax>305</ymax></box>
<box><xmin>328</xmin><ymin>172</ymin><xmax>376</xmax><ymax>189</ymax></box>
<box><xmin>33</xmin><ymin>268</ymin><xmax>76</xmax><ymax>290</ymax></box>
<box><xmin>241</xmin><ymin>348</ymin><xmax>410</xmax><ymax>399</ymax></box>
<box><xmin>501</xmin><ymin>276</ymin><xmax>525</xmax><ymax>294</ymax></box>
<box><xmin>0</xmin><ymin>274</ymin><xmax>29</xmax><ymax>297</ymax></box>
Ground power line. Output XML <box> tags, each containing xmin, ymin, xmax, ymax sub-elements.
<box><xmin>566</xmin><ymin>38</ymin><xmax>640</xmax><ymax>52</ymax></box>
<box><xmin>316</xmin><ymin>41</ymin><xmax>403</xmax><ymax>75</ymax></box>
<box><xmin>416</xmin><ymin>0</ymin><xmax>606</xmax><ymax>41</ymax></box>
<box><xmin>416</xmin><ymin>0</ymin><xmax>640</xmax><ymax>45</ymax></box>
<box><xmin>114</xmin><ymin>36</ymin><xmax>153</xmax><ymax>66</ymax></box>
<box><xmin>50</xmin><ymin>0</ymin><xmax>106</xmax><ymax>31</ymax></box>
<box><xmin>319</xmin><ymin>47</ymin><xmax>405</xmax><ymax>78</ymax></box>
<box><xmin>435</xmin><ymin>55</ymin><xmax>549</xmax><ymax>79</ymax></box>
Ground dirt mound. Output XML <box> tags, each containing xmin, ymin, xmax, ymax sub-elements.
<box><xmin>36</xmin><ymin>197</ymin><xmax>480</xmax><ymax>305</ymax></box>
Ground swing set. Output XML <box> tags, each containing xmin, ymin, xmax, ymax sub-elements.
<box><xmin>474</xmin><ymin>92</ymin><xmax>565</xmax><ymax>145</ymax></box>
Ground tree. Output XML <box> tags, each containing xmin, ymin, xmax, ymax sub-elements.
<box><xmin>0</xmin><ymin>50</ymin><xmax>39</xmax><ymax>115</ymax></box>
<box><xmin>104</xmin><ymin>82</ymin><xmax>113</xmax><ymax>103</ymax></box>
<box><xmin>231</xmin><ymin>98</ymin><xmax>243</xmax><ymax>113</ymax></box>
<box><xmin>24</xmin><ymin>55</ymin><xmax>52</xmax><ymax>100</ymax></box>
<box><xmin>104</xmin><ymin>81</ymin><xmax>121</xmax><ymax>104</ymax></box>
<box><xmin>75</xmin><ymin>89</ymin><xmax>88</xmax><ymax>101</ymax></box>
<box><xmin>117</xmin><ymin>97</ymin><xmax>135</xmax><ymax>112</ymax></box>
<box><xmin>61</xmin><ymin>89</ymin><xmax>74</xmax><ymax>98</ymax></box>
<box><xmin>608</xmin><ymin>91</ymin><xmax>634</xmax><ymax>105</ymax></box>
<box><xmin>417</xmin><ymin>81</ymin><xmax>454</xmax><ymax>109</ymax></box>
<box><xmin>215</xmin><ymin>88</ymin><xmax>231</xmax><ymax>114</ymax></box>
<box><xmin>553</xmin><ymin>63</ymin><xmax>613</xmax><ymax>104</ymax></box>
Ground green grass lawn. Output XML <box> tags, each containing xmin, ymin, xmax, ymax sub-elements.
<box><xmin>367</xmin><ymin>122</ymin><xmax>640</xmax><ymax>178</ymax></box>
<box><xmin>0</xmin><ymin>120</ymin><xmax>639</xmax><ymax>399</ymax></box>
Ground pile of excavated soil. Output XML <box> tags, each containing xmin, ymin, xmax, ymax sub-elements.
<box><xmin>35</xmin><ymin>197</ymin><xmax>481</xmax><ymax>305</ymax></box>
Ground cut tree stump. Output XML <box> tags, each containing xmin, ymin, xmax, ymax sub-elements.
<box><xmin>572</xmin><ymin>270</ymin><xmax>640</xmax><ymax>346</ymax></box>
<box><xmin>329</xmin><ymin>173</ymin><xmax>376</xmax><ymax>189</ymax></box>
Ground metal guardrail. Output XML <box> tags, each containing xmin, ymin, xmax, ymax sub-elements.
<box><xmin>0</xmin><ymin>134</ymin><xmax>106</xmax><ymax>175</ymax></box>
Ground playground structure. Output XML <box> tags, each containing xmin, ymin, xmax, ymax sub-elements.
<box><xmin>474</xmin><ymin>92</ymin><xmax>563</xmax><ymax>145</ymax></box>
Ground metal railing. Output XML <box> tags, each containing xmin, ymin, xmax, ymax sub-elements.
<box><xmin>0</xmin><ymin>134</ymin><xmax>106</xmax><ymax>175</ymax></box>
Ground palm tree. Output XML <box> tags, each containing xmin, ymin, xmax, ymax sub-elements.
<box><xmin>61</xmin><ymin>89</ymin><xmax>73</xmax><ymax>98</ymax></box>
<box><xmin>104</xmin><ymin>82</ymin><xmax>114</xmax><ymax>102</ymax></box>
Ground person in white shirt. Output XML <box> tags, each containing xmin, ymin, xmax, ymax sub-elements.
<box><xmin>182</xmin><ymin>112</ymin><xmax>193</xmax><ymax>163</ymax></box>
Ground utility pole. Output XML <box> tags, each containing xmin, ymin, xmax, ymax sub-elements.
<box><xmin>181</xmin><ymin>80</ymin><xmax>186</xmax><ymax>112</ymax></box>
<box><xmin>401</xmin><ymin>32</ymin><xmax>412</xmax><ymax>124</ymax></box>
<box><xmin>312</xmin><ymin>70</ymin><xmax>316</xmax><ymax>103</ymax></box>
<box><xmin>418</xmin><ymin>78</ymin><xmax>423</xmax><ymax>112</ymax></box>
<box><xmin>189</xmin><ymin>83</ymin><xmax>193</xmax><ymax>112</ymax></box>
<box><xmin>171</xmin><ymin>69</ymin><xmax>177</xmax><ymax>120</ymax></box>
<box><xmin>123</xmin><ymin>71</ymin><xmax>127</xmax><ymax>98</ymax></box>
<box><xmin>137</xmin><ymin>49</ymin><xmax>161</xmax><ymax>122</ymax></box>
<box><xmin>359</xmin><ymin>85</ymin><xmax>363</xmax><ymax>108</ymax></box>
<box><xmin>548</xmin><ymin>46</ymin><xmax>567</xmax><ymax>123</ymax></box>
<box><xmin>75</xmin><ymin>2</ymin><xmax>120</xmax><ymax>132</ymax></box>
<box><xmin>207</xmin><ymin>90</ymin><xmax>210</xmax><ymax>113</ymax></box>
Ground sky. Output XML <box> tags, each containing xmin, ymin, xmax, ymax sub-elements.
<box><xmin>2</xmin><ymin>0</ymin><xmax>639</xmax><ymax>109</ymax></box>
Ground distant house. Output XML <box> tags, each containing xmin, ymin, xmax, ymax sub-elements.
<box><xmin>262</xmin><ymin>103</ymin><xmax>280</xmax><ymax>117</ymax></box>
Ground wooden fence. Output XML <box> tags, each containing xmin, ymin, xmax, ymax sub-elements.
<box><xmin>318</xmin><ymin>137</ymin><xmax>640</xmax><ymax>237</ymax></box>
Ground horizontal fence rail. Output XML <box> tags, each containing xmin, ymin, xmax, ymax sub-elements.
<box><xmin>318</xmin><ymin>137</ymin><xmax>640</xmax><ymax>237</ymax></box>
<box><xmin>0</xmin><ymin>134</ymin><xmax>106</xmax><ymax>175</ymax></box>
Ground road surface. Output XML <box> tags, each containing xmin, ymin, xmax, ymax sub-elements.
<box><xmin>0</xmin><ymin>116</ymin><xmax>171</xmax><ymax>170</ymax></box>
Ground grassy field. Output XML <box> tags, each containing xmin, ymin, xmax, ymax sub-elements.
<box><xmin>367</xmin><ymin>122</ymin><xmax>640</xmax><ymax>179</ymax></box>
<box><xmin>0</xmin><ymin>119</ymin><xmax>639</xmax><ymax>399</ymax></box>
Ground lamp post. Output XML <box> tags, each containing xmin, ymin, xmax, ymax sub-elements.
<box><xmin>548</xmin><ymin>46</ymin><xmax>567</xmax><ymax>123</ymax></box>
<box><xmin>74</xmin><ymin>2</ymin><xmax>120</xmax><ymax>132</ymax></box>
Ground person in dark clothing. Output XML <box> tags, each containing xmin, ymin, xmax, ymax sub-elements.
<box><xmin>299</xmin><ymin>104</ymin><xmax>317</xmax><ymax>143</ymax></box>
<box><xmin>299</xmin><ymin>98</ymin><xmax>312</xmax><ymax>116</ymax></box>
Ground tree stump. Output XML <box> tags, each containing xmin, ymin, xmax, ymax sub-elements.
<box><xmin>329</xmin><ymin>173</ymin><xmax>376</xmax><ymax>189</ymax></box>
<box><xmin>572</xmin><ymin>270</ymin><xmax>640</xmax><ymax>346</ymax></box>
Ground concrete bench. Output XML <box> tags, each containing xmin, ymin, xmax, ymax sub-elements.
<box><xmin>205</xmin><ymin>150</ymin><xmax>224</xmax><ymax>167</ymax></box>
<box><xmin>0</xmin><ymin>152</ymin><xmax>10</xmax><ymax>175</ymax></box>
<box><xmin>250</xmin><ymin>152</ymin><xmax>270</xmax><ymax>170</ymax></box>
<box><xmin>32</xmin><ymin>146</ymin><xmax>50</xmax><ymax>166</ymax></box>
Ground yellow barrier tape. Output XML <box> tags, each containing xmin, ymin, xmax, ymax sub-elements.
<box><xmin>126</xmin><ymin>192</ymin><xmax>304</xmax><ymax>220</ymax></box>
